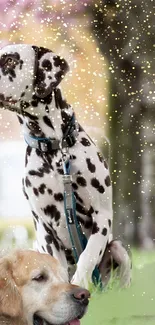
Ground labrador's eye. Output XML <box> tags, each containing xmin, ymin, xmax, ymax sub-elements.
<box><xmin>32</xmin><ymin>273</ymin><xmax>48</xmax><ymax>282</ymax></box>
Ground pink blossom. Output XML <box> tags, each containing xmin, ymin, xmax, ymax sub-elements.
<box><xmin>0</xmin><ymin>0</ymin><xmax>94</xmax><ymax>31</ymax></box>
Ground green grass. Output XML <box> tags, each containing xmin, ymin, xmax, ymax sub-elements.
<box><xmin>82</xmin><ymin>250</ymin><xmax>155</xmax><ymax>325</ymax></box>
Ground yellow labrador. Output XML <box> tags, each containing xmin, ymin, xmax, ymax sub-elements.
<box><xmin>0</xmin><ymin>250</ymin><xmax>90</xmax><ymax>325</ymax></box>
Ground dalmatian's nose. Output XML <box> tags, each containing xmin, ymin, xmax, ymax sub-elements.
<box><xmin>72</xmin><ymin>288</ymin><xmax>90</xmax><ymax>305</ymax></box>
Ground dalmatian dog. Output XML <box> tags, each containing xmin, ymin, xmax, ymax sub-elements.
<box><xmin>0</xmin><ymin>44</ymin><xmax>131</xmax><ymax>289</ymax></box>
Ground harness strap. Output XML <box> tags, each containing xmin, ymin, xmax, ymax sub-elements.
<box><xmin>63</xmin><ymin>155</ymin><xmax>102</xmax><ymax>289</ymax></box>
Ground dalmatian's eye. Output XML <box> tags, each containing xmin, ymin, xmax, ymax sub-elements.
<box><xmin>4</xmin><ymin>57</ymin><xmax>16</xmax><ymax>67</ymax></box>
<box><xmin>7</xmin><ymin>58</ymin><xmax>13</xmax><ymax>63</ymax></box>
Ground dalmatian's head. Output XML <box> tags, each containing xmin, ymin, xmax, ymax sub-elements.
<box><xmin>0</xmin><ymin>44</ymin><xmax>69</xmax><ymax>113</ymax></box>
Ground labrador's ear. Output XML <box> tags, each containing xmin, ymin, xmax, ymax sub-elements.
<box><xmin>0</xmin><ymin>257</ymin><xmax>22</xmax><ymax>317</ymax></box>
<box><xmin>32</xmin><ymin>46</ymin><xmax>69</xmax><ymax>98</ymax></box>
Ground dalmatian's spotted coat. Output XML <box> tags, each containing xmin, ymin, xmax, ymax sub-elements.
<box><xmin>0</xmin><ymin>44</ymin><xmax>131</xmax><ymax>289</ymax></box>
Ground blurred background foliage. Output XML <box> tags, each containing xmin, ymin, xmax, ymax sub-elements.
<box><xmin>0</xmin><ymin>0</ymin><xmax>155</xmax><ymax>251</ymax></box>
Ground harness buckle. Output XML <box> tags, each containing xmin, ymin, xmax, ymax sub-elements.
<box><xmin>39</xmin><ymin>141</ymin><xmax>49</xmax><ymax>152</ymax></box>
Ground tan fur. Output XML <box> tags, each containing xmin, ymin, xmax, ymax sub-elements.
<box><xmin>0</xmin><ymin>250</ymin><xmax>89</xmax><ymax>325</ymax></box>
<box><xmin>0</xmin><ymin>315</ymin><xmax>27</xmax><ymax>325</ymax></box>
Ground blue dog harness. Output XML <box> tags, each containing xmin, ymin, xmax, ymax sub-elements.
<box><xmin>24</xmin><ymin>113</ymin><xmax>102</xmax><ymax>288</ymax></box>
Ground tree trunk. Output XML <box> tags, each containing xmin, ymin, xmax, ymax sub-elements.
<box><xmin>90</xmin><ymin>0</ymin><xmax>155</xmax><ymax>247</ymax></box>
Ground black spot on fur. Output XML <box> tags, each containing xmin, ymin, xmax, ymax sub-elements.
<box><xmin>45</xmin><ymin>234</ymin><xmax>52</xmax><ymax>244</ymax></box>
<box><xmin>42</xmin><ymin>162</ymin><xmax>52</xmax><ymax>173</ymax></box>
<box><xmin>17</xmin><ymin>115</ymin><xmax>23</xmax><ymax>124</ymax></box>
<box><xmin>99</xmin><ymin>250</ymin><xmax>102</xmax><ymax>256</ymax></box>
<box><xmin>29</xmin><ymin>165</ymin><xmax>50</xmax><ymax>178</ymax></box>
<box><xmin>81</xmin><ymin>137</ymin><xmax>91</xmax><ymax>147</ymax></box>
<box><xmin>86</xmin><ymin>158</ymin><xmax>96</xmax><ymax>173</ymax></box>
<box><xmin>57</xmin><ymin>168</ymin><xmax>64</xmax><ymax>175</ymax></box>
<box><xmin>23</xmin><ymin>186</ymin><xmax>29</xmax><ymax>200</ymax></box>
<box><xmin>39</xmin><ymin>184</ymin><xmax>46</xmax><ymax>194</ymax></box>
<box><xmin>27</xmin><ymin>146</ymin><xmax>32</xmax><ymax>156</ymax></box>
<box><xmin>32</xmin><ymin>210</ymin><xmax>39</xmax><ymax>221</ymax></box>
<box><xmin>29</xmin><ymin>169</ymin><xmax>44</xmax><ymax>177</ymax></box>
<box><xmin>33</xmin><ymin>187</ymin><xmax>39</xmax><ymax>196</ymax></box>
<box><xmin>85</xmin><ymin>219</ymin><xmax>93</xmax><ymax>229</ymax></box>
<box><xmin>72</xmin><ymin>182</ymin><xmax>78</xmax><ymax>190</ymax></box>
<box><xmin>45</xmin><ymin>105</ymin><xmax>49</xmax><ymax>113</ymax></box>
<box><xmin>78</xmin><ymin>125</ymin><xmax>84</xmax><ymax>132</ymax></box>
<box><xmin>77</xmin><ymin>176</ymin><xmax>87</xmax><ymax>187</ymax></box>
<box><xmin>43</xmin><ymin>222</ymin><xmax>60</xmax><ymax>252</ymax></box>
<box><xmin>42</xmin><ymin>59</ymin><xmax>52</xmax><ymax>71</ymax></box>
<box><xmin>43</xmin><ymin>205</ymin><xmax>61</xmax><ymax>222</ymax></box>
<box><xmin>33</xmin><ymin>219</ymin><xmax>37</xmax><ymax>230</ymax></box>
<box><xmin>105</xmin><ymin>175</ymin><xmax>111</xmax><ymax>187</ymax></box>
<box><xmin>42</xmin><ymin>246</ymin><xmax>45</xmax><ymax>252</ymax></box>
<box><xmin>70</xmin><ymin>154</ymin><xmax>76</xmax><ymax>160</ymax></box>
<box><xmin>61</xmin><ymin>110</ymin><xmax>71</xmax><ymax>134</ymax></box>
<box><xmin>22</xmin><ymin>111</ymin><xmax>38</xmax><ymax>121</ymax></box>
<box><xmin>77</xmin><ymin>215</ymin><xmax>85</xmax><ymax>226</ymax></box>
<box><xmin>46</xmin><ymin>244</ymin><xmax>53</xmax><ymax>255</ymax></box>
<box><xmin>91</xmin><ymin>178</ymin><xmax>105</xmax><ymax>194</ymax></box>
<box><xmin>20</xmin><ymin>100</ymin><xmax>30</xmax><ymax>110</ymax></box>
<box><xmin>74</xmin><ymin>192</ymin><xmax>83</xmax><ymax>204</ymax></box>
<box><xmin>102</xmin><ymin>228</ymin><xmax>107</xmax><ymax>236</ymax></box>
<box><xmin>108</xmin><ymin>219</ymin><xmax>112</xmax><ymax>227</ymax></box>
<box><xmin>87</xmin><ymin>206</ymin><xmax>94</xmax><ymax>218</ymax></box>
<box><xmin>43</xmin><ymin>115</ymin><xmax>54</xmax><ymax>130</ymax></box>
<box><xmin>54</xmin><ymin>193</ymin><xmax>63</xmax><ymax>201</ymax></box>
<box><xmin>97</xmin><ymin>152</ymin><xmax>103</xmax><ymax>163</ymax></box>
<box><xmin>104</xmin><ymin>160</ymin><xmax>109</xmax><ymax>169</ymax></box>
<box><xmin>53</xmin><ymin>56</ymin><xmax>69</xmax><ymax>87</ymax></box>
<box><xmin>76</xmin><ymin>203</ymin><xmax>87</xmax><ymax>216</ymax></box>
<box><xmin>25</xmin><ymin>176</ymin><xmax>31</xmax><ymax>187</ymax></box>
<box><xmin>21</xmin><ymin>92</ymin><xmax>25</xmax><ymax>98</ymax></box>
<box><xmin>56</xmin><ymin>160</ymin><xmax>62</xmax><ymax>168</ymax></box>
<box><xmin>65</xmin><ymin>248</ymin><xmax>75</xmax><ymax>265</ymax></box>
<box><xmin>25</xmin><ymin>146</ymin><xmax>32</xmax><ymax>167</ymax></box>
<box><xmin>92</xmin><ymin>222</ymin><xmax>99</xmax><ymax>234</ymax></box>
<box><xmin>19</xmin><ymin>59</ymin><xmax>23</xmax><ymax>70</ymax></box>
<box><xmin>31</xmin><ymin>98</ymin><xmax>39</xmax><ymax>107</ymax></box>
<box><xmin>48</xmin><ymin>188</ymin><xmax>53</xmax><ymax>195</ymax></box>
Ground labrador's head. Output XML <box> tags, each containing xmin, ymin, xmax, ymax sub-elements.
<box><xmin>0</xmin><ymin>250</ymin><xmax>90</xmax><ymax>325</ymax></box>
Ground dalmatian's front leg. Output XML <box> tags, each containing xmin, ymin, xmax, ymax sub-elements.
<box><xmin>71</xmin><ymin>209</ymin><xmax>111</xmax><ymax>289</ymax></box>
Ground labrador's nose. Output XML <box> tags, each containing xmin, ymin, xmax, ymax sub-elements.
<box><xmin>72</xmin><ymin>288</ymin><xmax>90</xmax><ymax>306</ymax></box>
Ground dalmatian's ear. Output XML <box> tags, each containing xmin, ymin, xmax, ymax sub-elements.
<box><xmin>32</xmin><ymin>46</ymin><xmax>69</xmax><ymax>98</ymax></box>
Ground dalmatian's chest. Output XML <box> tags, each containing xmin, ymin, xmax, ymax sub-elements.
<box><xmin>23</xmin><ymin>133</ymin><xmax>112</xmax><ymax>252</ymax></box>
